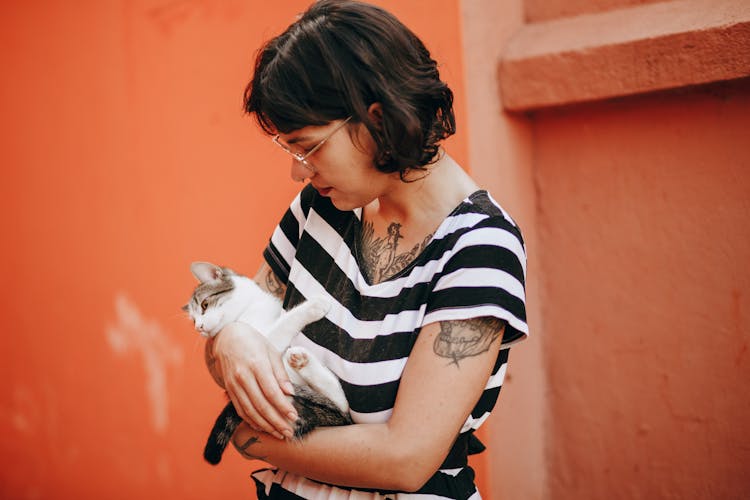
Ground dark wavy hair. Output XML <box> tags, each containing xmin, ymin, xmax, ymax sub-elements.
<box><xmin>243</xmin><ymin>0</ymin><xmax>455</xmax><ymax>178</ymax></box>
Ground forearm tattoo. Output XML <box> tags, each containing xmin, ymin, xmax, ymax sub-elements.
<box><xmin>433</xmin><ymin>317</ymin><xmax>506</xmax><ymax>367</ymax></box>
<box><xmin>233</xmin><ymin>435</ymin><xmax>266</xmax><ymax>461</ymax></box>
<box><xmin>264</xmin><ymin>268</ymin><xmax>286</xmax><ymax>299</ymax></box>
<box><xmin>360</xmin><ymin>221</ymin><xmax>432</xmax><ymax>284</ymax></box>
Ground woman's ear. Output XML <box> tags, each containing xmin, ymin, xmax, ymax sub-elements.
<box><xmin>367</xmin><ymin>102</ymin><xmax>384</xmax><ymax>130</ymax></box>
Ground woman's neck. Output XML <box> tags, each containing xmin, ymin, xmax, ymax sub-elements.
<box><xmin>370</xmin><ymin>151</ymin><xmax>478</xmax><ymax>227</ymax></box>
<box><xmin>358</xmin><ymin>151</ymin><xmax>478</xmax><ymax>284</ymax></box>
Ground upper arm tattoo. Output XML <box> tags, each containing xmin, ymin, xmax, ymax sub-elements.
<box><xmin>433</xmin><ymin>317</ymin><xmax>506</xmax><ymax>367</ymax></box>
<box><xmin>263</xmin><ymin>267</ymin><xmax>286</xmax><ymax>299</ymax></box>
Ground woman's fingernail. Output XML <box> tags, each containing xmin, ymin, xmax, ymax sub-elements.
<box><xmin>283</xmin><ymin>429</ymin><xmax>294</xmax><ymax>439</ymax></box>
<box><xmin>287</xmin><ymin>411</ymin><xmax>298</xmax><ymax>421</ymax></box>
<box><xmin>283</xmin><ymin>382</ymin><xmax>295</xmax><ymax>395</ymax></box>
<box><xmin>272</xmin><ymin>431</ymin><xmax>284</xmax><ymax>440</ymax></box>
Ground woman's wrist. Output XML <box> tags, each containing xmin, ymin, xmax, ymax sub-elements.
<box><xmin>204</xmin><ymin>336</ymin><xmax>226</xmax><ymax>388</ymax></box>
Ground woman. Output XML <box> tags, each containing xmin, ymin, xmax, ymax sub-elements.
<box><xmin>206</xmin><ymin>1</ymin><xmax>528</xmax><ymax>498</ymax></box>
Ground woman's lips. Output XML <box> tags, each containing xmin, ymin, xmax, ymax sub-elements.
<box><xmin>314</xmin><ymin>185</ymin><xmax>332</xmax><ymax>196</ymax></box>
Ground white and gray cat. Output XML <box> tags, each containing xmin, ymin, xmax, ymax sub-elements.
<box><xmin>184</xmin><ymin>261</ymin><xmax>351</xmax><ymax>465</ymax></box>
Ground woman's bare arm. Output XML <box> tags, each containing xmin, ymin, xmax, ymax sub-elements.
<box><xmin>230</xmin><ymin>317</ymin><xmax>505</xmax><ymax>492</ymax></box>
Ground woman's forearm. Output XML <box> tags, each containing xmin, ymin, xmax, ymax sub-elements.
<box><xmin>224</xmin><ymin>319</ymin><xmax>504</xmax><ymax>492</ymax></box>
<box><xmin>231</xmin><ymin>421</ymin><xmax>441</xmax><ymax>492</ymax></box>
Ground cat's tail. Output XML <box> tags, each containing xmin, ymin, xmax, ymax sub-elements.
<box><xmin>204</xmin><ymin>401</ymin><xmax>242</xmax><ymax>465</ymax></box>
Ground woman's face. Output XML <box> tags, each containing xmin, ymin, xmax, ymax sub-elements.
<box><xmin>277</xmin><ymin>120</ymin><xmax>391</xmax><ymax>211</ymax></box>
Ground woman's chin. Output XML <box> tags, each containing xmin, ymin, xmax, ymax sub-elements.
<box><xmin>329</xmin><ymin>196</ymin><xmax>355</xmax><ymax>211</ymax></box>
<box><xmin>329</xmin><ymin>193</ymin><xmax>373</xmax><ymax>212</ymax></box>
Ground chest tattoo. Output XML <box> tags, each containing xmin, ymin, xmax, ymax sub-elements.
<box><xmin>360</xmin><ymin>220</ymin><xmax>432</xmax><ymax>284</ymax></box>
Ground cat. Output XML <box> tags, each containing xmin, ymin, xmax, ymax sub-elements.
<box><xmin>184</xmin><ymin>261</ymin><xmax>352</xmax><ymax>465</ymax></box>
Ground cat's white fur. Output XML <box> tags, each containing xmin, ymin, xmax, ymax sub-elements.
<box><xmin>187</xmin><ymin>261</ymin><xmax>349</xmax><ymax>413</ymax></box>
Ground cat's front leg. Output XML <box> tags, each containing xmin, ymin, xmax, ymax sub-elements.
<box><xmin>286</xmin><ymin>296</ymin><xmax>331</xmax><ymax>327</ymax></box>
<box><xmin>283</xmin><ymin>347</ymin><xmax>349</xmax><ymax>414</ymax></box>
<box><xmin>268</xmin><ymin>297</ymin><xmax>332</xmax><ymax>351</ymax></box>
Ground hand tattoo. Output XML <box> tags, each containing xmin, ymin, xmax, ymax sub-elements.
<box><xmin>433</xmin><ymin>317</ymin><xmax>505</xmax><ymax>367</ymax></box>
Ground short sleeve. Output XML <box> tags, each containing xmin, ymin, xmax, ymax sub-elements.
<box><xmin>424</xmin><ymin>215</ymin><xmax>528</xmax><ymax>346</ymax></box>
<box><xmin>263</xmin><ymin>184</ymin><xmax>317</xmax><ymax>285</ymax></box>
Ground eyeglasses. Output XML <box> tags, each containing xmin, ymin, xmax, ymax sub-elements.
<box><xmin>272</xmin><ymin>116</ymin><xmax>352</xmax><ymax>171</ymax></box>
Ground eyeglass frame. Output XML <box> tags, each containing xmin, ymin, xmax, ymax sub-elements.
<box><xmin>271</xmin><ymin>116</ymin><xmax>353</xmax><ymax>171</ymax></box>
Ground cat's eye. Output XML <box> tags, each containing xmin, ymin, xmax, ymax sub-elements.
<box><xmin>201</xmin><ymin>299</ymin><xmax>208</xmax><ymax>313</ymax></box>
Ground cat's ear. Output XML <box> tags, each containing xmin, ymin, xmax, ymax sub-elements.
<box><xmin>190</xmin><ymin>262</ymin><xmax>224</xmax><ymax>283</ymax></box>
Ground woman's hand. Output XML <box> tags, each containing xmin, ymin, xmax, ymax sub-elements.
<box><xmin>207</xmin><ymin>322</ymin><xmax>299</xmax><ymax>440</ymax></box>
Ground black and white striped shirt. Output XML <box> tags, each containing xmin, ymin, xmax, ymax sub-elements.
<box><xmin>254</xmin><ymin>185</ymin><xmax>528</xmax><ymax>499</ymax></box>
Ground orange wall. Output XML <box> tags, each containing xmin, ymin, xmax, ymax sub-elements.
<box><xmin>11</xmin><ymin>1</ymin><xmax>744</xmax><ymax>498</ymax></box>
<box><xmin>523</xmin><ymin>0</ymin><xmax>665</xmax><ymax>21</ymax></box>
<box><xmin>536</xmin><ymin>82</ymin><xmax>750</xmax><ymax>499</ymax></box>
<box><xmin>459</xmin><ymin>0</ymin><xmax>546</xmax><ymax>498</ymax></box>
<box><xmin>0</xmin><ymin>1</ymin><xmax>471</xmax><ymax>498</ymax></box>
<box><xmin>461</xmin><ymin>0</ymin><xmax>750</xmax><ymax>498</ymax></box>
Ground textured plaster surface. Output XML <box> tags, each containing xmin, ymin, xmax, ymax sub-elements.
<box><xmin>460</xmin><ymin>0</ymin><xmax>547</xmax><ymax>498</ymax></box>
<box><xmin>525</xmin><ymin>0</ymin><xmax>667</xmax><ymax>22</ymax></box>
<box><xmin>500</xmin><ymin>0</ymin><xmax>750</xmax><ymax>110</ymax></box>
<box><xmin>534</xmin><ymin>81</ymin><xmax>750</xmax><ymax>499</ymax></box>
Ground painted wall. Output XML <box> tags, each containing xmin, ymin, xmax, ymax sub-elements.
<box><xmin>523</xmin><ymin>0</ymin><xmax>666</xmax><ymax>22</ymax></box>
<box><xmin>459</xmin><ymin>1</ymin><xmax>546</xmax><ymax>498</ymax></box>
<box><xmin>8</xmin><ymin>1</ymin><xmax>743</xmax><ymax>498</ymax></box>
<box><xmin>461</xmin><ymin>0</ymin><xmax>750</xmax><ymax>498</ymax></box>
<box><xmin>0</xmin><ymin>1</ymin><xmax>473</xmax><ymax>498</ymax></box>
<box><xmin>536</xmin><ymin>82</ymin><xmax>750</xmax><ymax>499</ymax></box>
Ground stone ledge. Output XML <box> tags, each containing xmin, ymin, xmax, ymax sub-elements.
<box><xmin>498</xmin><ymin>0</ymin><xmax>750</xmax><ymax>111</ymax></box>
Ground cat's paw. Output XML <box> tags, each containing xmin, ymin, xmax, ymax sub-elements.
<box><xmin>305</xmin><ymin>296</ymin><xmax>331</xmax><ymax>320</ymax></box>
<box><xmin>285</xmin><ymin>347</ymin><xmax>309</xmax><ymax>370</ymax></box>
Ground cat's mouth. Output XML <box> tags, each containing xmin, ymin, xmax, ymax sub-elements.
<box><xmin>201</xmin><ymin>327</ymin><xmax>221</xmax><ymax>338</ymax></box>
<box><xmin>196</xmin><ymin>325</ymin><xmax>214</xmax><ymax>338</ymax></box>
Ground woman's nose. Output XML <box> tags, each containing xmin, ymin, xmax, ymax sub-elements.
<box><xmin>290</xmin><ymin>159</ymin><xmax>313</xmax><ymax>182</ymax></box>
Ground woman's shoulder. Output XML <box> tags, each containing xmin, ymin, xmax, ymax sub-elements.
<box><xmin>451</xmin><ymin>190</ymin><xmax>523</xmax><ymax>240</ymax></box>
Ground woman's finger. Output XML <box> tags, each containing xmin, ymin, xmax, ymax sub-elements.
<box><xmin>211</xmin><ymin>322</ymin><xmax>296</xmax><ymax>438</ymax></box>
<box><xmin>258</xmin><ymin>356</ymin><xmax>299</xmax><ymax>423</ymax></box>
<box><xmin>238</xmin><ymin>369</ymin><xmax>295</xmax><ymax>439</ymax></box>
<box><xmin>272</xmin><ymin>350</ymin><xmax>297</xmax><ymax>397</ymax></box>
<box><xmin>226</xmin><ymin>376</ymin><xmax>285</xmax><ymax>440</ymax></box>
